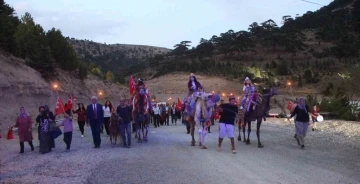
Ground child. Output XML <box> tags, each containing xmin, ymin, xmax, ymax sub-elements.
<box><xmin>240</xmin><ymin>77</ymin><xmax>252</xmax><ymax>109</ymax></box>
<box><xmin>58</xmin><ymin>112</ymin><xmax>73</xmax><ymax>151</ymax></box>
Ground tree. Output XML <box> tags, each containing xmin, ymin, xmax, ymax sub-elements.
<box><xmin>0</xmin><ymin>0</ymin><xmax>20</xmax><ymax>52</ymax></box>
<box><xmin>14</xmin><ymin>12</ymin><xmax>56</xmax><ymax>77</ymax></box>
<box><xmin>303</xmin><ymin>69</ymin><xmax>313</xmax><ymax>83</ymax></box>
<box><xmin>105</xmin><ymin>71</ymin><xmax>115</xmax><ymax>81</ymax></box>
<box><xmin>195</xmin><ymin>38</ymin><xmax>214</xmax><ymax>58</ymax></box>
<box><xmin>77</xmin><ymin>62</ymin><xmax>88</xmax><ymax>79</ymax></box>
<box><xmin>276</xmin><ymin>61</ymin><xmax>288</xmax><ymax>76</ymax></box>
<box><xmin>46</xmin><ymin>28</ymin><xmax>79</xmax><ymax>70</ymax></box>
<box><xmin>172</xmin><ymin>41</ymin><xmax>191</xmax><ymax>56</ymax></box>
<box><xmin>233</xmin><ymin>31</ymin><xmax>253</xmax><ymax>58</ymax></box>
<box><xmin>297</xmin><ymin>75</ymin><xmax>303</xmax><ymax>87</ymax></box>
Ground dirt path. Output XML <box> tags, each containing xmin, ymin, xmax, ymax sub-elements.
<box><xmin>1</xmin><ymin>119</ymin><xmax>359</xmax><ymax>184</ymax></box>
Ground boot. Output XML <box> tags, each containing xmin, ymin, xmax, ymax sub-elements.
<box><xmin>20</xmin><ymin>142</ymin><xmax>24</xmax><ymax>154</ymax></box>
<box><xmin>29</xmin><ymin>141</ymin><xmax>34</xmax><ymax>151</ymax></box>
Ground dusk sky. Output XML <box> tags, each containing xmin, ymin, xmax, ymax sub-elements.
<box><xmin>10</xmin><ymin>0</ymin><xmax>333</xmax><ymax>48</ymax></box>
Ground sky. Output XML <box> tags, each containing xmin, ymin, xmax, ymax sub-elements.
<box><xmin>9</xmin><ymin>0</ymin><xmax>333</xmax><ymax>49</ymax></box>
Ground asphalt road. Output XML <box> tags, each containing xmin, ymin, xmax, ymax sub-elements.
<box><xmin>1</xmin><ymin>120</ymin><xmax>360</xmax><ymax>184</ymax></box>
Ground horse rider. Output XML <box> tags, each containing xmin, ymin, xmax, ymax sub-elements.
<box><xmin>187</xmin><ymin>73</ymin><xmax>203</xmax><ymax>108</ymax></box>
<box><xmin>136</xmin><ymin>78</ymin><xmax>152</xmax><ymax>111</ymax></box>
<box><xmin>240</xmin><ymin>77</ymin><xmax>253</xmax><ymax>109</ymax></box>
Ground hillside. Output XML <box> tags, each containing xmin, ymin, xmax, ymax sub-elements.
<box><xmin>66</xmin><ymin>38</ymin><xmax>170</xmax><ymax>81</ymax></box>
<box><xmin>0</xmin><ymin>52</ymin><xmax>128</xmax><ymax>133</ymax></box>
<box><xmin>67</xmin><ymin>38</ymin><xmax>170</xmax><ymax>59</ymax></box>
<box><xmin>64</xmin><ymin>0</ymin><xmax>360</xmax><ymax>93</ymax></box>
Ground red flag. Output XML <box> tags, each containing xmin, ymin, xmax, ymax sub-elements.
<box><xmin>176</xmin><ymin>98</ymin><xmax>182</xmax><ymax>110</ymax></box>
<box><xmin>287</xmin><ymin>101</ymin><xmax>293</xmax><ymax>111</ymax></box>
<box><xmin>65</xmin><ymin>94</ymin><xmax>73</xmax><ymax>111</ymax></box>
<box><xmin>129</xmin><ymin>76</ymin><xmax>136</xmax><ymax>96</ymax></box>
<box><xmin>54</xmin><ymin>97</ymin><xmax>65</xmax><ymax>116</ymax></box>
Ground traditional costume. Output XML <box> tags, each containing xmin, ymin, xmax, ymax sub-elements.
<box><xmin>240</xmin><ymin>77</ymin><xmax>254</xmax><ymax>109</ymax></box>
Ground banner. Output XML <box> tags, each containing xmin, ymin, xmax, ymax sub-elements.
<box><xmin>129</xmin><ymin>76</ymin><xmax>136</xmax><ymax>96</ymax></box>
<box><xmin>64</xmin><ymin>94</ymin><xmax>73</xmax><ymax>111</ymax></box>
<box><xmin>54</xmin><ymin>97</ymin><xmax>65</xmax><ymax>116</ymax></box>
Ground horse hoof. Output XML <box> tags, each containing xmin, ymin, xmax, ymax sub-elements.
<box><xmin>137</xmin><ymin>140</ymin><xmax>142</xmax><ymax>143</ymax></box>
<box><xmin>201</xmin><ymin>146</ymin><xmax>207</xmax><ymax>149</ymax></box>
<box><xmin>237</xmin><ymin>136</ymin><xmax>241</xmax><ymax>141</ymax></box>
<box><xmin>191</xmin><ymin>143</ymin><xmax>195</xmax><ymax>146</ymax></box>
<box><xmin>199</xmin><ymin>143</ymin><xmax>202</xmax><ymax>147</ymax></box>
<box><xmin>258</xmin><ymin>144</ymin><xmax>264</xmax><ymax>148</ymax></box>
<box><xmin>246</xmin><ymin>140</ymin><xmax>251</xmax><ymax>145</ymax></box>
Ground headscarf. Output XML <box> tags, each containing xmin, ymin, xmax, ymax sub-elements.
<box><xmin>19</xmin><ymin>107</ymin><xmax>29</xmax><ymax>118</ymax></box>
<box><xmin>298</xmin><ymin>97</ymin><xmax>306</xmax><ymax>111</ymax></box>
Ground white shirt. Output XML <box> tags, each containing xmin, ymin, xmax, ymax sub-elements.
<box><xmin>103</xmin><ymin>106</ymin><xmax>111</xmax><ymax>118</ymax></box>
<box><xmin>191</xmin><ymin>81</ymin><xmax>196</xmax><ymax>89</ymax></box>
<box><xmin>153</xmin><ymin>106</ymin><xmax>160</xmax><ymax>115</ymax></box>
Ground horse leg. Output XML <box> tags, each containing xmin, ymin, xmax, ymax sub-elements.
<box><xmin>137</xmin><ymin>124</ymin><xmax>142</xmax><ymax>143</ymax></box>
<box><xmin>190</xmin><ymin>121</ymin><xmax>195</xmax><ymax>146</ymax></box>
<box><xmin>142</xmin><ymin>122</ymin><xmax>146</xmax><ymax>142</ymax></box>
<box><xmin>242</xmin><ymin>122</ymin><xmax>246</xmax><ymax>142</ymax></box>
<box><xmin>144</xmin><ymin>122</ymin><xmax>149</xmax><ymax>142</ymax></box>
<box><xmin>257</xmin><ymin>119</ymin><xmax>263</xmax><ymax>148</ymax></box>
<box><xmin>237</xmin><ymin>122</ymin><xmax>242</xmax><ymax>141</ymax></box>
<box><xmin>246</xmin><ymin>121</ymin><xmax>251</xmax><ymax>145</ymax></box>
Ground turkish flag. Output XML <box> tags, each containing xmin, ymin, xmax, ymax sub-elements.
<box><xmin>176</xmin><ymin>98</ymin><xmax>182</xmax><ymax>110</ymax></box>
<box><xmin>129</xmin><ymin>76</ymin><xmax>136</xmax><ymax>96</ymax></box>
<box><xmin>214</xmin><ymin>111</ymin><xmax>220</xmax><ymax>120</ymax></box>
<box><xmin>54</xmin><ymin>97</ymin><xmax>65</xmax><ymax>116</ymax></box>
<box><xmin>287</xmin><ymin>101</ymin><xmax>293</xmax><ymax>111</ymax></box>
<box><xmin>65</xmin><ymin>94</ymin><xmax>73</xmax><ymax>111</ymax></box>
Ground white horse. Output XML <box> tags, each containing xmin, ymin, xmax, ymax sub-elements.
<box><xmin>184</xmin><ymin>92</ymin><xmax>220</xmax><ymax>149</ymax></box>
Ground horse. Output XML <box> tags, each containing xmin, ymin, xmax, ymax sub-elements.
<box><xmin>239</xmin><ymin>88</ymin><xmax>278</xmax><ymax>148</ymax></box>
<box><xmin>131</xmin><ymin>87</ymin><xmax>150</xmax><ymax>143</ymax></box>
<box><xmin>183</xmin><ymin>92</ymin><xmax>219</xmax><ymax>149</ymax></box>
<box><xmin>109</xmin><ymin>112</ymin><xmax>122</xmax><ymax>145</ymax></box>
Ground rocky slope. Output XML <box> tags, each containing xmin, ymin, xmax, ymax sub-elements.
<box><xmin>0</xmin><ymin>53</ymin><xmax>127</xmax><ymax>133</ymax></box>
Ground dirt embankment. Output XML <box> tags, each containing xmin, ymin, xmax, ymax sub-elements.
<box><xmin>0</xmin><ymin>53</ymin><xmax>127</xmax><ymax>133</ymax></box>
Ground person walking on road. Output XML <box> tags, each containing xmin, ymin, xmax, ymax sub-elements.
<box><xmin>86</xmin><ymin>96</ymin><xmax>104</xmax><ymax>148</ymax></box>
<box><xmin>217</xmin><ymin>95</ymin><xmax>239</xmax><ymax>154</ymax></box>
<box><xmin>289</xmin><ymin>97</ymin><xmax>310</xmax><ymax>149</ymax></box>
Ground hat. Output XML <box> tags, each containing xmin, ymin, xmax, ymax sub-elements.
<box><xmin>190</xmin><ymin>73</ymin><xmax>195</xmax><ymax>77</ymax></box>
<box><xmin>245</xmin><ymin>77</ymin><xmax>250</xmax><ymax>81</ymax></box>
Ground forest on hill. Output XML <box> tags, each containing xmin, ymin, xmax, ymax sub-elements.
<box><xmin>0</xmin><ymin>0</ymin><xmax>88</xmax><ymax>79</ymax></box>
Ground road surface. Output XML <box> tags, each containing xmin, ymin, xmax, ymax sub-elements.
<box><xmin>1</xmin><ymin>119</ymin><xmax>359</xmax><ymax>184</ymax></box>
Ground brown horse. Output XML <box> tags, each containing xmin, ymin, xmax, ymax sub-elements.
<box><xmin>109</xmin><ymin>112</ymin><xmax>122</xmax><ymax>145</ymax></box>
<box><xmin>131</xmin><ymin>87</ymin><xmax>150</xmax><ymax>143</ymax></box>
<box><xmin>239</xmin><ymin>88</ymin><xmax>277</xmax><ymax>148</ymax></box>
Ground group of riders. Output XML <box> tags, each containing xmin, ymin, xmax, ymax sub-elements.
<box><xmin>131</xmin><ymin>73</ymin><xmax>260</xmax><ymax>152</ymax></box>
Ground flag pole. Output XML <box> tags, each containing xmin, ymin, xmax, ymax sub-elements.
<box><xmin>53</xmin><ymin>83</ymin><xmax>66</xmax><ymax>115</ymax></box>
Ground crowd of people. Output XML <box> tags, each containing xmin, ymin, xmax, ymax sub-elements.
<box><xmin>9</xmin><ymin>73</ymin><xmax>318</xmax><ymax>154</ymax></box>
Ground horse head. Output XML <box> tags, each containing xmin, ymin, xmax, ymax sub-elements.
<box><xmin>205</xmin><ymin>93</ymin><xmax>220</xmax><ymax>109</ymax></box>
<box><xmin>256</xmin><ymin>87</ymin><xmax>277</xmax><ymax>118</ymax></box>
